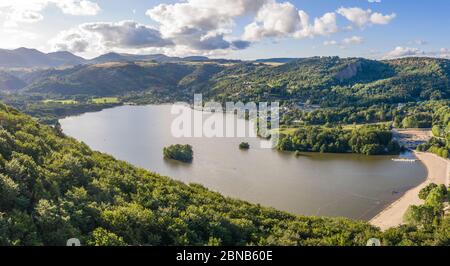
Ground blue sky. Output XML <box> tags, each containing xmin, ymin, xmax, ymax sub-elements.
<box><xmin>1</xmin><ymin>0</ymin><xmax>449</xmax><ymax>59</ymax></box>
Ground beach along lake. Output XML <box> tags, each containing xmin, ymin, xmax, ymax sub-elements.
<box><xmin>59</xmin><ymin>104</ymin><xmax>427</xmax><ymax>220</ymax></box>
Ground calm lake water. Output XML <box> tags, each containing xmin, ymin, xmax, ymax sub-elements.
<box><xmin>60</xmin><ymin>104</ymin><xmax>427</xmax><ymax>220</ymax></box>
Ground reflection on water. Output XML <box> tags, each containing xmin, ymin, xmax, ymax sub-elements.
<box><xmin>60</xmin><ymin>104</ymin><xmax>427</xmax><ymax>220</ymax></box>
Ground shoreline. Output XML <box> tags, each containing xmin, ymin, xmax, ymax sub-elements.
<box><xmin>370</xmin><ymin>151</ymin><xmax>449</xmax><ymax>230</ymax></box>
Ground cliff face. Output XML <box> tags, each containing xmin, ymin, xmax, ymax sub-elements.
<box><xmin>335</xmin><ymin>62</ymin><xmax>362</xmax><ymax>81</ymax></box>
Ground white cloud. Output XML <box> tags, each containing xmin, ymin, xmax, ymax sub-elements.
<box><xmin>243</xmin><ymin>1</ymin><xmax>303</xmax><ymax>41</ymax></box>
<box><xmin>243</xmin><ymin>1</ymin><xmax>337</xmax><ymax>41</ymax></box>
<box><xmin>50</xmin><ymin>21</ymin><xmax>172</xmax><ymax>54</ymax></box>
<box><xmin>383</xmin><ymin>47</ymin><xmax>450</xmax><ymax>59</ymax></box>
<box><xmin>323</xmin><ymin>36</ymin><xmax>363</xmax><ymax>48</ymax></box>
<box><xmin>342</xmin><ymin>36</ymin><xmax>364</xmax><ymax>45</ymax></box>
<box><xmin>0</xmin><ymin>0</ymin><xmax>100</xmax><ymax>27</ymax></box>
<box><xmin>323</xmin><ymin>40</ymin><xmax>337</xmax><ymax>46</ymax></box>
<box><xmin>55</xmin><ymin>0</ymin><xmax>100</xmax><ymax>16</ymax></box>
<box><xmin>370</xmin><ymin>12</ymin><xmax>396</xmax><ymax>25</ymax></box>
<box><xmin>81</xmin><ymin>21</ymin><xmax>172</xmax><ymax>48</ymax></box>
<box><xmin>439</xmin><ymin>48</ymin><xmax>450</xmax><ymax>58</ymax></box>
<box><xmin>145</xmin><ymin>0</ymin><xmax>339</xmax><ymax>52</ymax></box>
<box><xmin>308</xmin><ymin>12</ymin><xmax>338</xmax><ymax>36</ymax></box>
<box><xmin>51</xmin><ymin>29</ymin><xmax>91</xmax><ymax>53</ymax></box>
<box><xmin>337</xmin><ymin>7</ymin><xmax>395</xmax><ymax>27</ymax></box>
<box><xmin>384</xmin><ymin>46</ymin><xmax>423</xmax><ymax>59</ymax></box>
<box><xmin>146</xmin><ymin>0</ymin><xmax>268</xmax><ymax>38</ymax></box>
<box><xmin>0</xmin><ymin>27</ymin><xmax>39</xmax><ymax>49</ymax></box>
<box><xmin>145</xmin><ymin>0</ymin><xmax>258</xmax><ymax>52</ymax></box>
<box><xmin>46</xmin><ymin>1</ymin><xmax>395</xmax><ymax>56</ymax></box>
<box><xmin>413</xmin><ymin>39</ymin><xmax>427</xmax><ymax>45</ymax></box>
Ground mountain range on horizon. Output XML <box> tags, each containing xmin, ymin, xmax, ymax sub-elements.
<box><xmin>0</xmin><ymin>47</ymin><xmax>246</xmax><ymax>69</ymax></box>
<box><xmin>0</xmin><ymin>47</ymin><xmax>345</xmax><ymax>69</ymax></box>
<box><xmin>3</xmin><ymin>47</ymin><xmax>447</xmax><ymax>70</ymax></box>
<box><xmin>0</xmin><ymin>54</ymin><xmax>448</xmax><ymax>106</ymax></box>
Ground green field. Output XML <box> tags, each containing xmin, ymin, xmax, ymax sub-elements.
<box><xmin>42</xmin><ymin>99</ymin><xmax>79</xmax><ymax>104</ymax></box>
<box><xmin>342</xmin><ymin>122</ymin><xmax>391</xmax><ymax>131</ymax></box>
<box><xmin>277</xmin><ymin>127</ymin><xmax>298</xmax><ymax>135</ymax></box>
<box><xmin>90</xmin><ymin>97</ymin><xmax>120</xmax><ymax>104</ymax></box>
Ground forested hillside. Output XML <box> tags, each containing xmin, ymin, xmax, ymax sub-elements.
<box><xmin>0</xmin><ymin>103</ymin><xmax>448</xmax><ymax>246</ymax></box>
<box><xmin>22</xmin><ymin>62</ymin><xmax>197</xmax><ymax>96</ymax></box>
<box><xmin>2</xmin><ymin>57</ymin><xmax>449</xmax><ymax>104</ymax></box>
<box><xmin>195</xmin><ymin>57</ymin><xmax>449</xmax><ymax>106</ymax></box>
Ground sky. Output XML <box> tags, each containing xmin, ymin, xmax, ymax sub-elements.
<box><xmin>0</xmin><ymin>0</ymin><xmax>449</xmax><ymax>60</ymax></box>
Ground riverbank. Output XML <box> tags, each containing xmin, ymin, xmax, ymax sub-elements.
<box><xmin>370</xmin><ymin>151</ymin><xmax>449</xmax><ymax>230</ymax></box>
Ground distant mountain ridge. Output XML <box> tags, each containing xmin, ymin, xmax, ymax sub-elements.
<box><xmin>0</xmin><ymin>71</ymin><xmax>27</xmax><ymax>91</ymax></box>
<box><xmin>88</xmin><ymin>52</ymin><xmax>179</xmax><ymax>64</ymax></box>
<box><xmin>0</xmin><ymin>48</ymin><xmax>239</xmax><ymax>68</ymax></box>
<box><xmin>255</xmin><ymin>58</ymin><xmax>299</xmax><ymax>63</ymax></box>
<box><xmin>1</xmin><ymin>56</ymin><xmax>448</xmax><ymax>107</ymax></box>
<box><xmin>0</xmin><ymin>48</ymin><xmax>91</xmax><ymax>68</ymax></box>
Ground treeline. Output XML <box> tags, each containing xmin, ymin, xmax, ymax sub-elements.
<box><xmin>417</xmin><ymin>138</ymin><xmax>449</xmax><ymax>159</ymax></box>
<box><xmin>282</xmin><ymin>104</ymin><xmax>396</xmax><ymax>126</ymax></box>
<box><xmin>414</xmin><ymin>101</ymin><xmax>450</xmax><ymax>159</ymax></box>
<box><xmin>282</xmin><ymin>100</ymin><xmax>449</xmax><ymax>129</ymax></box>
<box><xmin>404</xmin><ymin>183</ymin><xmax>449</xmax><ymax>237</ymax></box>
<box><xmin>382</xmin><ymin>183</ymin><xmax>449</xmax><ymax>246</ymax></box>
<box><xmin>277</xmin><ymin>125</ymin><xmax>401</xmax><ymax>155</ymax></box>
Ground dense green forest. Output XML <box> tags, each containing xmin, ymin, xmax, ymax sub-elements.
<box><xmin>412</xmin><ymin>102</ymin><xmax>450</xmax><ymax>158</ymax></box>
<box><xmin>0</xmin><ymin>103</ymin><xmax>448</xmax><ymax>246</ymax></box>
<box><xmin>277</xmin><ymin>124</ymin><xmax>401</xmax><ymax>155</ymax></box>
<box><xmin>192</xmin><ymin>57</ymin><xmax>449</xmax><ymax>106</ymax></box>
<box><xmin>1</xmin><ymin>57</ymin><xmax>450</xmax><ymax>104</ymax></box>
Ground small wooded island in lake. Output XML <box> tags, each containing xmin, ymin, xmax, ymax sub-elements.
<box><xmin>239</xmin><ymin>142</ymin><xmax>250</xmax><ymax>150</ymax></box>
<box><xmin>163</xmin><ymin>144</ymin><xmax>194</xmax><ymax>163</ymax></box>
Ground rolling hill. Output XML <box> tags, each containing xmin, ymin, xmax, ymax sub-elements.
<box><xmin>0</xmin><ymin>48</ymin><xmax>85</xmax><ymax>68</ymax></box>
<box><xmin>21</xmin><ymin>62</ymin><xmax>197</xmax><ymax>96</ymax></box>
<box><xmin>0</xmin><ymin>72</ymin><xmax>27</xmax><ymax>92</ymax></box>
<box><xmin>1</xmin><ymin>55</ymin><xmax>449</xmax><ymax>108</ymax></box>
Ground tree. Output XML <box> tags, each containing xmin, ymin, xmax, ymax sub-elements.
<box><xmin>419</xmin><ymin>183</ymin><xmax>438</xmax><ymax>200</ymax></box>
<box><xmin>425</xmin><ymin>186</ymin><xmax>446</xmax><ymax>209</ymax></box>
<box><xmin>54</xmin><ymin>121</ymin><xmax>64</xmax><ymax>137</ymax></box>
<box><xmin>163</xmin><ymin>144</ymin><xmax>193</xmax><ymax>163</ymax></box>
<box><xmin>0</xmin><ymin>174</ymin><xmax>19</xmax><ymax>211</ymax></box>
<box><xmin>88</xmin><ymin>228</ymin><xmax>126</xmax><ymax>246</ymax></box>
<box><xmin>404</xmin><ymin>205</ymin><xmax>435</xmax><ymax>229</ymax></box>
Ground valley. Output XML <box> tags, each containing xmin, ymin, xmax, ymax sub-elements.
<box><xmin>0</xmin><ymin>48</ymin><xmax>449</xmax><ymax>246</ymax></box>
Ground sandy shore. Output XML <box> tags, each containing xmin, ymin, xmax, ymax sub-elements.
<box><xmin>370</xmin><ymin>152</ymin><xmax>449</xmax><ymax>231</ymax></box>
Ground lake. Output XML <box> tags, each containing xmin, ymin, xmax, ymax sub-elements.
<box><xmin>59</xmin><ymin>104</ymin><xmax>427</xmax><ymax>220</ymax></box>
